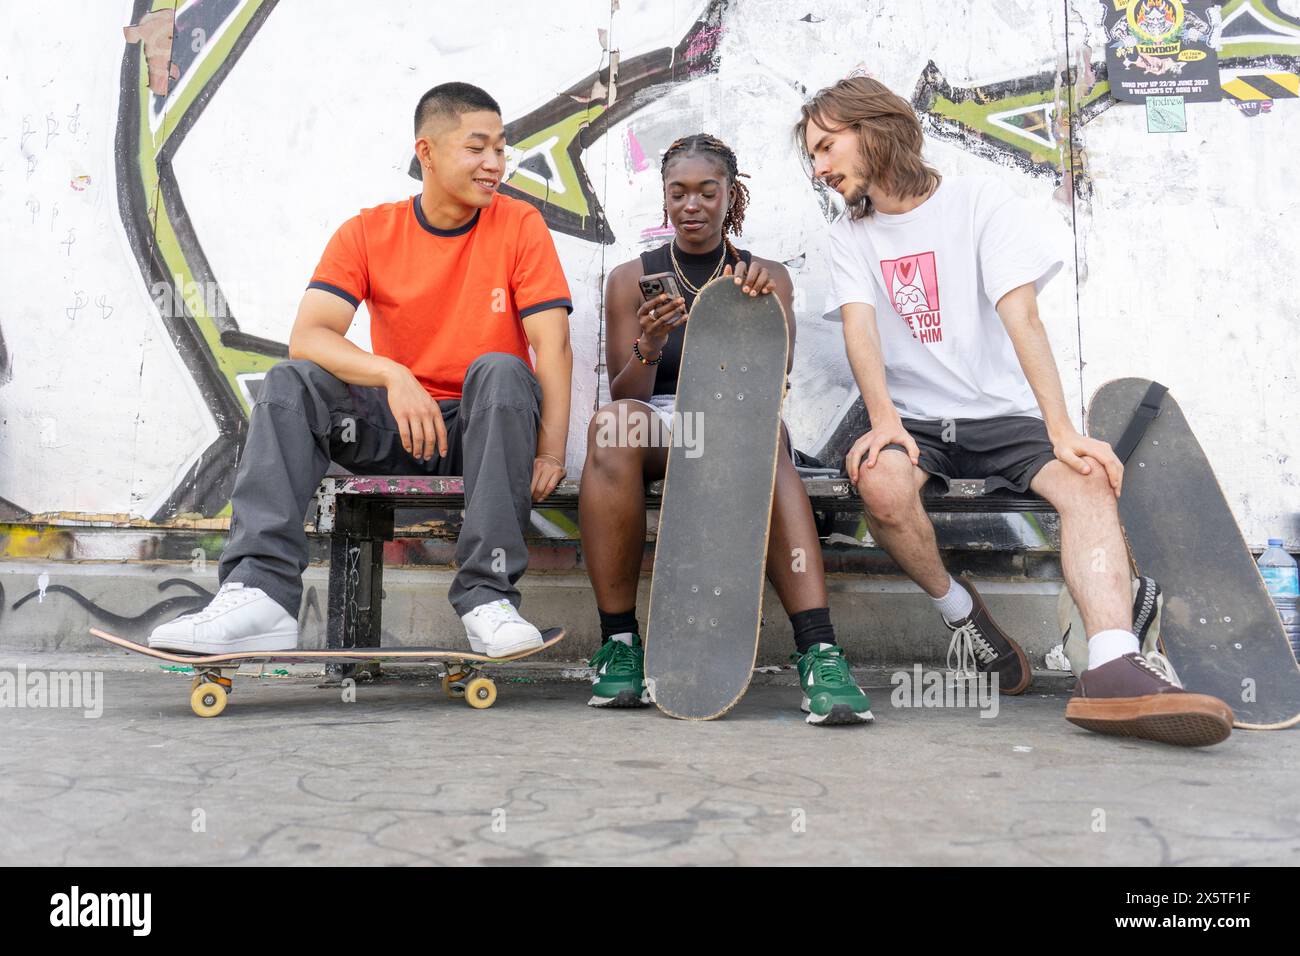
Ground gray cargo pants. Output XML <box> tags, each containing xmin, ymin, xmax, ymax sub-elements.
<box><xmin>218</xmin><ymin>352</ymin><xmax>543</xmax><ymax>618</ymax></box>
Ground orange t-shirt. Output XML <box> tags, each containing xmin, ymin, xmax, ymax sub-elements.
<box><xmin>308</xmin><ymin>192</ymin><xmax>572</xmax><ymax>400</ymax></box>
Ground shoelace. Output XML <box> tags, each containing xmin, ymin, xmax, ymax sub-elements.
<box><xmin>193</xmin><ymin>584</ymin><xmax>251</xmax><ymax>622</ymax></box>
<box><xmin>473</xmin><ymin>599</ymin><xmax>518</xmax><ymax>631</ymax></box>
<box><xmin>797</xmin><ymin>646</ymin><xmax>852</xmax><ymax>687</ymax></box>
<box><xmin>1138</xmin><ymin>651</ymin><xmax>1182</xmax><ymax>688</ymax></box>
<box><xmin>946</xmin><ymin>624</ymin><xmax>979</xmax><ymax>682</ymax></box>
<box><xmin>946</xmin><ymin>622</ymin><xmax>997</xmax><ymax>680</ymax></box>
<box><xmin>588</xmin><ymin>639</ymin><xmax>639</xmax><ymax>675</ymax></box>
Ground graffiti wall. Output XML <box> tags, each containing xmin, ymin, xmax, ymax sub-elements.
<box><xmin>1</xmin><ymin>0</ymin><xmax>1297</xmax><ymax>545</ymax></box>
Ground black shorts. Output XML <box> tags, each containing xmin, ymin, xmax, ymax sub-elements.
<box><xmin>873</xmin><ymin>415</ymin><xmax>1057</xmax><ymax>495</ymax></box>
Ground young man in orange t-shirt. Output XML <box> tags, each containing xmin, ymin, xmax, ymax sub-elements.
<box><xmin>150</xmin><ymin>83</ymin><xmax>574</xmax><ymax>658</ymax></box>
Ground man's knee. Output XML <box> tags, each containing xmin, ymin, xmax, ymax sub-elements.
<box><xmin>464</xmin><ymin>352</ymin><xmax>539</xmax><ymax>406</ymax></box>
<box><xmin>1052</xmin><ymin>460</ymin><xmax>1116</xmax><ymax>515</ymax></box>
<box><xmin>466</xmin><ymin>352</ymin><xmax>532</xmax><ymax>381</ymax></box>
<box><xmin>259</xmin><ymin>359</ymin><xmax>336</xmax><ymax>405</ymax></box>
<box><xmin>856</xmin><ymin>453</ymin><xmax>921</xmax><ymax>524</ymax></box>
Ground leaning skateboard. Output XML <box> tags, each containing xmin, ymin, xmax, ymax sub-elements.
<box><xmin>644</xmin><ymin>276</ymin><xmax>789</xmax><ymax>719</ymax></box>
<box><xmin>1086</xmin><ymin>378</ymin><xmax>1300</xmax><ymax>729</ymax></box>
<box><xmin>88</xmin><ymin>627</ymin><xmax>565</xmax><ymax>717</ymax></box>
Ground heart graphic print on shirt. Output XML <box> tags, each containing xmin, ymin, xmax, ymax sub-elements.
<box><xmin>880</xmin><ymin>252</ymin><xmax>943</xmax><ymax>344</ymax></box>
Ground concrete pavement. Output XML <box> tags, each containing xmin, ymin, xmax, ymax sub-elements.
<box><xmin>3</xmin><ymin>651</ymin><xmax>1298</xmax><ymax>866</ymax></box>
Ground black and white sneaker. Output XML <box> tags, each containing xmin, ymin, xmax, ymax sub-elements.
<box><xmin>1133</xmin><ymin>575</ymin><xmax>1163</xmax><ymax>651</ymax></box>
<box><xmin>944</xmin><ymin>576</ymin><xmax>1033</xmax><ymax>695</ymax></box>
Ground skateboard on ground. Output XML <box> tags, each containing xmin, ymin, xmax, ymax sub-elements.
<box><xmin>644</xmin><ymin>276</ymin><xmax>789</xmax><ymax>719</ymax></box>
<box><xmin>1086</xmin><ymin>378</ymin><xmax>1300</xmax><ymax>729</ymax></box>
<box><xmin>88</xmin><ymin>627</ymin><xmax>565</xmax><ymax>717</ymax></box>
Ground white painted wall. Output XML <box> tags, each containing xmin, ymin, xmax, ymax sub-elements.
<box><xmin>0</xmin><ymin>0</ymin><xmax>1295</xmax><ymax>545</ymax></box>
<box><xmin>0</xmin><ymin>0</ymin><xmax>219</xmax><ymax>519</ymax></box>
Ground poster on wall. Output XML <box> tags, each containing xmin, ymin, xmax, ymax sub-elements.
<box><xmin>1104</xmin><ymin>0</ymin><xmax>1223</xmax><ymax>102</ymax></box>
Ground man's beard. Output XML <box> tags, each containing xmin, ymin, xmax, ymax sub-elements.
<box><xmin>843</xmin><ymin>162</ymin><xmax>871</xmax><ymax>204</ymax></box>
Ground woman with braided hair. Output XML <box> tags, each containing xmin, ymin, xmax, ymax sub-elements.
<box><xmin>577</xmin><ymin>133</ymin><xmax>873</xmax><ymax>725</ymax></box>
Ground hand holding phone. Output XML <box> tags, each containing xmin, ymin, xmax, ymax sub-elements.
<box><xmin>636</xmin><ymin>272</ymin><xmax>687</xmax><ymax>352</ymax></box>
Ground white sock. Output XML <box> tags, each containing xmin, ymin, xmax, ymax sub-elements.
<box><xmin>609</xmin><ymin>632</ymin><xmax>635</xmax><ymax>646</ymax></box>
<box><xmin>1087</xmin><ymin>629</ymin><xmax>1140</xmax><ymax>670</ymax></box>
<box><xmin>932</xmin><ymin>576</ymin><xmax>973</xmax><ymax>623</ymax></box>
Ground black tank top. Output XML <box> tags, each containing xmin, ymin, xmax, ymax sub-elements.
<box><xmin>638</xmin><ymin>242</ymin><xmax>752</xmax><ymax>396</ymax></box>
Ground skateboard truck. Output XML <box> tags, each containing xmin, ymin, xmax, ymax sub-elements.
<box><xmin>440</xmin><ymin>664</ymin><xmax>497</xmax><ymax>709</ymax></box>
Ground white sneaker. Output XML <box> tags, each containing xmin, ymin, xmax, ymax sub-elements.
<box><xmin>461</xmin><ymin>599</ymin><xmax>544</xmax><ymax>657</ymax></box>
<box><xmin>148</xmin><ymin>583</ymin><xmax>298</xmax><ymax>654</ymax></box>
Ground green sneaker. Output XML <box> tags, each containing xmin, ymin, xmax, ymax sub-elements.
<box><xmin>794</xmin><ymin>643</ymin><xmax>874</xmax><ymax>726</ymax></box>
<box><xmin>587</xmin><ymin>636</ymin><xmax>651</xmax><ymax>708</ymax></box>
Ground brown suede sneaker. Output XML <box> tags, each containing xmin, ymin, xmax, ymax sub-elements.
<box><xmin>944</xmin><ymin>576</ymin><xmax>1032</xmax><ymax>696</ymax></box>
<box><xmin>1066</xmin><ymin>652</ymin><xmax>1233</xmax><ymax>747</ymax></box>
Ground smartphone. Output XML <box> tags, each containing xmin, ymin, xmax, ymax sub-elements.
<box><xmin>639</xmin><ymin>272</ymin><xmax>683</xmax><ymax>303</ymax></box>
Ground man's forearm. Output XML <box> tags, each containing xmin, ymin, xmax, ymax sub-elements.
<box><xmin>533</xmin><ymin>344</ymin><xmax>572</xmax><ymax>462</ymax></box>
<box><xmin>1008</xmin><ymin>320</ymin><xmax>1073</xmax><ymax>437</ymax></box>
<box><xmin>997</xmin><ymin>290</ymin><xmax>1074</xmax><ymax>439</ymax></box>
<box><xmin>289</xmin><ymin>325</ymin><xmax>403</xmax><ymax>388</ymax></box>
<box><xmin>843</xmin><ymin>317</ymin><xmax>899</xmax><ymax>426</ymax></box>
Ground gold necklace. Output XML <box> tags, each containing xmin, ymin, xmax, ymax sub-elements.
<box><xmin>669</xmin><ymin>241</ymin><xmax>727</xmax><ymax>295</ymax></box>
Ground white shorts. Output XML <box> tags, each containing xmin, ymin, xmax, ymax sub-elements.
<box><xmin>625</xmin><ymin>394</ymin><xmax>796</xmax><ymax>463</ymax></box>
<box><xmin>633</xmin><ymin>394</ymin><xmax>679</xmax><ymax>430</ymax></box>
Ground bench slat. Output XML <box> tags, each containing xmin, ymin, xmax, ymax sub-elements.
<box><xmin>315</xmin><ymin>474</ymin><xmax>1055</xmax><ymax>533</ymax></box>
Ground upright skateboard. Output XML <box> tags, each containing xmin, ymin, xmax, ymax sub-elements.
<box><xmin>644</xmin><ymin>277</ymin><xmax>789</xmax><ymax>719</ymax></box>
<box><xmin>1086</xmin><ymin>378</ymin><xmax>1300</xmax><ymax>729</ymax></box>
<box><xmin>89</xmin><ymin>627</ymin><xmax>565</xmax><ymax>717</ymax></box>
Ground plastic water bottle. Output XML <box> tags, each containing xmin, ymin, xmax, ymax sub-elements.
<box><xmin>1259</xmin><ymin>539</ymin><xmax>1300</xmax><ymax>660</ymax></box>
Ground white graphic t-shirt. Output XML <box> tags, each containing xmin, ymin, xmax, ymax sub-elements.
<box><xmin>824</xmin><ymin>175</ymin><xmax>1065</xmax><ymax>422</ymax></box>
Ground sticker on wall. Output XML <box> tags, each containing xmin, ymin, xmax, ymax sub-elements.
<box><xmin>1222</xmin><ymin>71</ymin><xmax>1299</xmax><ymax>115</ymax></box>
<box><xmin>1105</xmin><ymin>0</ymin><xmax>1225</xmax><ymax>102</ymax></box>
<box><xmin>122</xmin><ymin>8</ymin><xmax>180</xmax><ymax>97</ymax></box>
<box><xmin>1146</xmin><ymin>94</ymin><xmax>1189</xmax><ymax>129</ymax></box>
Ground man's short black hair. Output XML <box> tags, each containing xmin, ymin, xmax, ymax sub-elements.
<box><xmin>414</xmin><ymin>82</ymin><xmax>501</xmax><ymax>136</ymax></box>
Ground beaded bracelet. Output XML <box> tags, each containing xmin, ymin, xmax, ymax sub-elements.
<box><xmin>633</xmin><ymin>338</ymin><xmax>661</xmax><ymax>366</ymax></box>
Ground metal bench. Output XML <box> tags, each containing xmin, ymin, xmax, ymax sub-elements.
<box><xmin>312</xmin><ymin>474</ymin><xmax>1056</xmax><ymax>654</ymax></box>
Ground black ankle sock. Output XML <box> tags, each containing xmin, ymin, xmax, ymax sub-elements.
<box><xmin>599</xmin><ymin>607</ymin><xmax>639</xmax><ymax>643</ymax></box>
<box><xmin>791</xmin><ymin>607</ymin><xmax>836</xmax><ymax>654</ymax></box>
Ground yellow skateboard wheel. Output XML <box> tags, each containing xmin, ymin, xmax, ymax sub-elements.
<box><xmin>464</xmin><ymin>676</ymin><xmax>496</xmax><ymax>709</ymax></box>
<box><xmin>191</xmin><ymin>681</ymin><xmax>228</xmax><ymax>717</ymax></box>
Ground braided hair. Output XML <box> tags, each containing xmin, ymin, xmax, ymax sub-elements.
<box><xmin>659</xmin><ymin>133</ymin><xmax>751</xmax><ymax>262</ymax></box>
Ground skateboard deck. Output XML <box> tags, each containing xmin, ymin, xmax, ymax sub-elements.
<box><xmin>1086</xmin><ymin>378</ymin><xmax>1300</xmax><ymax>729</ymax></box>
<box><xmin>644</xmin><ymin>276</ymin><xmax>789</xmax><ymax>719</ymax></box>
<box><xmin>88</xmin><ymin>626</ymin><xmax>564</xmax><ymax>717</ymax></box>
